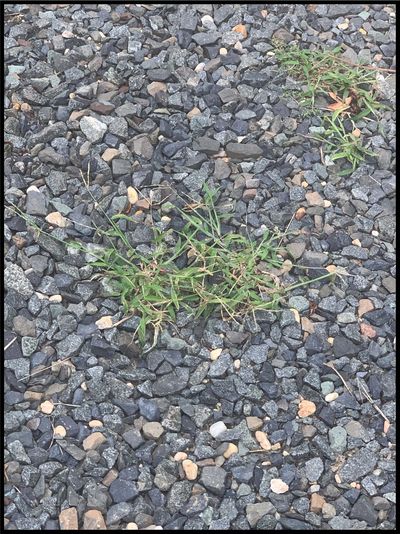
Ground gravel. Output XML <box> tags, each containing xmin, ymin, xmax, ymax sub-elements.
<box><xmin>4</xmin><ymin>3</ymin><xmax>395</xmax><ymax>531</ymax></box>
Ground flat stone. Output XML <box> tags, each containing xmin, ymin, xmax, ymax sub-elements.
<box><xmin>270</xmin><ymin>478</ymin><xmax>289</xmax><ymax>494</ymax></box>
<box><xmin>338</xmin><ymin>448</ymin><xmax>377</xmax><ymax>483</ymax></box>
<box><xmin>226</xmin><ymin>142</ymin><xmax>263</xmax><ymax>160</ymax></box>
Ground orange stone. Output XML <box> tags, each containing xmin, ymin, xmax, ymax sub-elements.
<box><xmin>233</xmin><ymin>24</ymin><xmax>248</xmax><ymax>38</ymax></box>
<box><xmin>83</xmin><ymin>510</ymin><xmax>106</xmax><ymax>530</ymax></box>
<box><xmin>59</xmin><ymin>507</ymin><xmax>78</xmax><ymax>530</ymax></box>
<box><xmin>298</xmin><ymin>399</ymin><xmax>317</xmax><ymax>418</ymax></box>
<box><xmin>360</xmin><ymin>322</ymin><xmax>376</xmax><ymax>338</ymax></box>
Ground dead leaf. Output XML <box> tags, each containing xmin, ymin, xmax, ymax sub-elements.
<box><xmin>328</xmin><ymin>101</ymin><xmax>349</xmax><ymax>112</ymax></box>
<box><xmin>127</xmin><ymin>187</ymin><xmax>139</xmax><ymax>205</ymax></box>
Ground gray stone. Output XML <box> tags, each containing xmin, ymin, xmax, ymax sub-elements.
<box><xmin>192</xmin><ymin>32</ymin><xmax>221</xmax><ymax>46</ymax></box>
<box><xmin>304</xmin><ymin>457</ymin><xmax>324</xmax><ymax>482</ymax></box>
<box><xmin>200</xmin><ymin>466</ymin><xmax>227</xmax><ymax>496</ymax></box>
<box><xmin>152</xmin><ymin>372</ymin><xmax>188</xmax><ymax>396</ymax></box>
<box><xmin>167</xmin><ymin>481</ymin><xmax>192</xmax><ymax>514</ymax></box>
<box><xmin>109</xmin><ymin>478</ymin><xmax>139</xmax><ymax>503</ymax></box>
<box><xmin>226</xmin><ymin>142</ymin><xmax>263</xmax><ymax>160</ymax></box>
<box><xmin>56</xmin><ymin>334</ymin><xmax>84</xmax><ymax>358</ymax></box>
<box><xmin>246</xmin><ymin>502</ymin><xmax>275</xmax><ymax>528</ymax></box>
<box><xmin>193</xmin><ymin>136</ymin><xmax>221</xmax><ymax>155</ymax></box>
<box><xmin>122</xmin><ymin>429</ymin><xmax>145</xmax><ymax>450</ymax></box>
<box><xmin>4</xmin><ymin>264</ymin><xmax>34</xmax><ymax>298</ymax></box>
<box><xmin>350</xmin><ymin>495</ymin><xmax>378</xmax><ymax>527</ymax></box>
<box><xmin>26</xmin><ymin>188</ymin><xmax>47</xmax><ymax>216</ymax></box>
<box><xmin>329</xmin><ymin>426</ymin><xmax>347</xmax><ymax>453</ymax></box>
<box><xmin>106</xmin><ymin>503</ymin><xmax>134</xmax><ymax>525</ymax></box>
<box><xmin>338</xmin><ymin>448</ymin><xmax>377</xmax><ymax>483</ymax></box>
<box><xmin>80</xmin><ymin>116</ymin><xmax>107</xmax><ymax>142</ymax></box>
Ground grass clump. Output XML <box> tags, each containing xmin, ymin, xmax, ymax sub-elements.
<box><xmin>274</xmin><ymin>43</ymin><xmax>389</xmax><ymax>174</ymax></box>
<box><xmin>12</xmin><ymin>183</ymin><xmax>334</xmax><ymax>347</ymax></box>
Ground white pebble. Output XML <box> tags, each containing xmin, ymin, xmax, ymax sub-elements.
<box><xmin>209</xmin><ymin>421</ymin><xmax>227</xmax><ymax>439</ymax></box>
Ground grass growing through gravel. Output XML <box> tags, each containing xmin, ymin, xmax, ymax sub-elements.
<box><xmin>274</xmin><ymin>43</ymin><xmax>387</xmax><ymax>174</ymax></box>
<box><xmin>11</xmin><ymin>183</ymin><xmax>335</xmax><ymax>347</ymax></box>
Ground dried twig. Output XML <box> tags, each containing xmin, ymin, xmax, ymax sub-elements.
<box><xmin>356</xmin><ymin>378</ymin><xmax>390</xmax><ymax>423</ymax></box>
<box><xmin>324</xmin><ymin>361</ymin><xmax>355</xmax><ymax>397</ymax></box>
<box><xmin>17</xmin><ymin>357</ymin><xmax>72</xmax><ymax>382</ymax></box>
<box><xmin>4</xmin><ymin>337</ymin><xmax>17</xmax><ymax>351</ymax></box>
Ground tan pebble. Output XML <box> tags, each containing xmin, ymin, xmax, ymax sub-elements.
<box><xmin>295</xmin><ymin>207</ymin><xmax>306</xmax><ymax>220</ymax></box>
<box><xmin>40</xmin><ymin>400</ymin><xmax>54</xmax><ymax>414</ymax></box>
<box><xmin>306</xmin><ymin>191</ymin><xmax>324</xmax><ymax>207</ymax></box>
<box><xmin>187</xmin><ymin>107</ymin><xmax>201</xmax><ymax>119</ymax></box>
<box><xmin>83</xmin><ymin>509</ymin><xmax>106</xmax><ymax>530</ymax></box>
<box><xmin>327</xmin><ymin>337</ymin><xmax>334</xmax><ymax>344</ymax></box>
<box><xmin>45</xmin><ymin>212</ymin><xmax>68</xmax><ymax>228</ymax></box>
<box><xmin>270</xmin><ymin>478</ymin><xmax>289</xmax><ymax>494</ymax></box>
<box><xmin>82</xmin><ymin>432</ymin><xmax>107</xmax><ymax>451</ymax></box>
<box><xmin>21</xmin><ymin>102</ymin><xmax>32</xmax><ymax>112</ymax></box>
<box><xmin>298</xmin><ymin>399</ymin><xmax>316</xmax><ymax>418</ymax></box>
<box><xmin>102</xmin><ymin>469</ymin><xmax>118</xmax><ymax>487</ymax></box>
<box><xmin>282</xmin><ymin>450</ymin><xmax>289</xmax><ymax>457</ymax></box>
<box><xmin>219</xmin><ymin>47</ymin><xmax>228</xmax><ymax>55</ymax></box>
<box><xmin>24</xmin><ymin>391</ymin><xmax>43</xmax><ymax>401</ymax></box>
<box><xmin>142</xmin><ymin>422</ymin><xmax>164</xmax><ymax>440</ymax></box>
<box><xmin>301</xmin><ymin>180</ymin><xmax>309</xmax><ymax>188</ymax></box>
<box><xmin>182</xmin><ymin>459</ymin><xmax>198</xmax><ymax>480</ymax></box>
<box><xmin>255</xmin><ymin>431</ymin><xmax>271</xmax><ymax>451</ymax></box>
<box><xmin>323</xmin><ymin>200</ymin><xmax>332</xmax><ymax>208</ymax></box>
<box><xmin>49</xmin><ymin>295</ymin><xmax>62</xmax><ymax>303</ymax></box>
<box><xmin>174</xmin><ymin>452</ymin><xmax>188</xmax><ymax>462</ymax></box>
<box><xmin>101</xmin><ymin>148</ymin><xmax>120</xmax><ymax>162</ymax></box>
<box><xmin>310</xmin><ymin>493</ymin><xmax>326</xmax><ymax>513</ymax></box>
<box><xmin>246</xmin><ymin>416</ymin><xmax>263</xmax><ymax>431</ymax></box>
<box><xmin>325</xmin><ymin>392</ymin><xmax>339</xmax><ymax>402</ymax></box>
<box><xmin>352</xmin><ymin>238</ymin><xmax>362</xmax><ymax>247</ymax></box>
<box><xmin>147</xmin><ymin>81</ymin><xmax>167</xmax><ymax>96</ymax></box>
<box><xmin>89</xmin><ymin>420</ymin><xmax>103</xmax><ymax>428</ymax></box>
<box><xmin>59</xmin><ymin>507</ymin><xmax>78</xmax><ymax>530</ymax></box>
<box><xmin>127</xmin><ymin>186</ymin><xmax>139</xmax><ymax>205</ymax></box>
<box><xmin>95</xmin><ymin>316</ymin><xmax>114</xmax><ymax>330</ymax></box>
<box><xmin>210</xmin><ymin>348</ymin><xmax>222</xmax><ymax>360</ymax></box>
<box><xmin>371</xmin><ymin>230</ymin><xmax>379</xmax><ymax>237</ymax></box>
<box><xmin>234</xmin><ymin>359</ymin><xmax>241</xmax><ymax>370</ymax></box>
<box><xmin>54</xmin><ymin>425</ymin><xmax>66</xmax><ymax>438</ymax></box>
<box><xmin>358</xmin><ymin>298</ymin><xmax>374</xmax><ymax>318</ymax></box>
<box><xmin>271</xmin><ymin>443</ymin><xmax>281</xmax><ymax>451</ymax></box>
<box><xmin>81</xmin><ymin>382</ymin><xmax>87</xmax><ymax>391</ymax></box>
<box><xmin>335</xmin><ymin>474</ymin><xmax>342</xmax><ymax>484</ymax></box>
<box><xmin>126</xmin><ymin>523</ymin><xmax>139</xmax><ymax>530</ymax></box>
<box><xmin>223</xmin><ymin>443</ymin><xmax>238</xmax><ymax>459</ymax></box>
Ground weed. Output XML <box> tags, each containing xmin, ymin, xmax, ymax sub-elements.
<box><xmin>313</xmin><ymin>116</ymin><xmax>375</xmax><ymax>175</ymax></box>
<box><xmin>274</xmin><ymin>43</ymin><xmax>389</xmax><ymax>172</ymax></box>
<box><xmin>10</xmin><ymin>182</ymin><xmax>335</xmax><ymax>347</ymax></box>
<box><xmin>275</xmin><ymin>43</ymin><xmax>382</xmax><ymax>118</ymax></box>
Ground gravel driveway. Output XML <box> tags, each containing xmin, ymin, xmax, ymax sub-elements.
<box><xmin>4</xmin><ymin>3</ymin><xmax>396</xmax><ymax>530</ymax></box>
